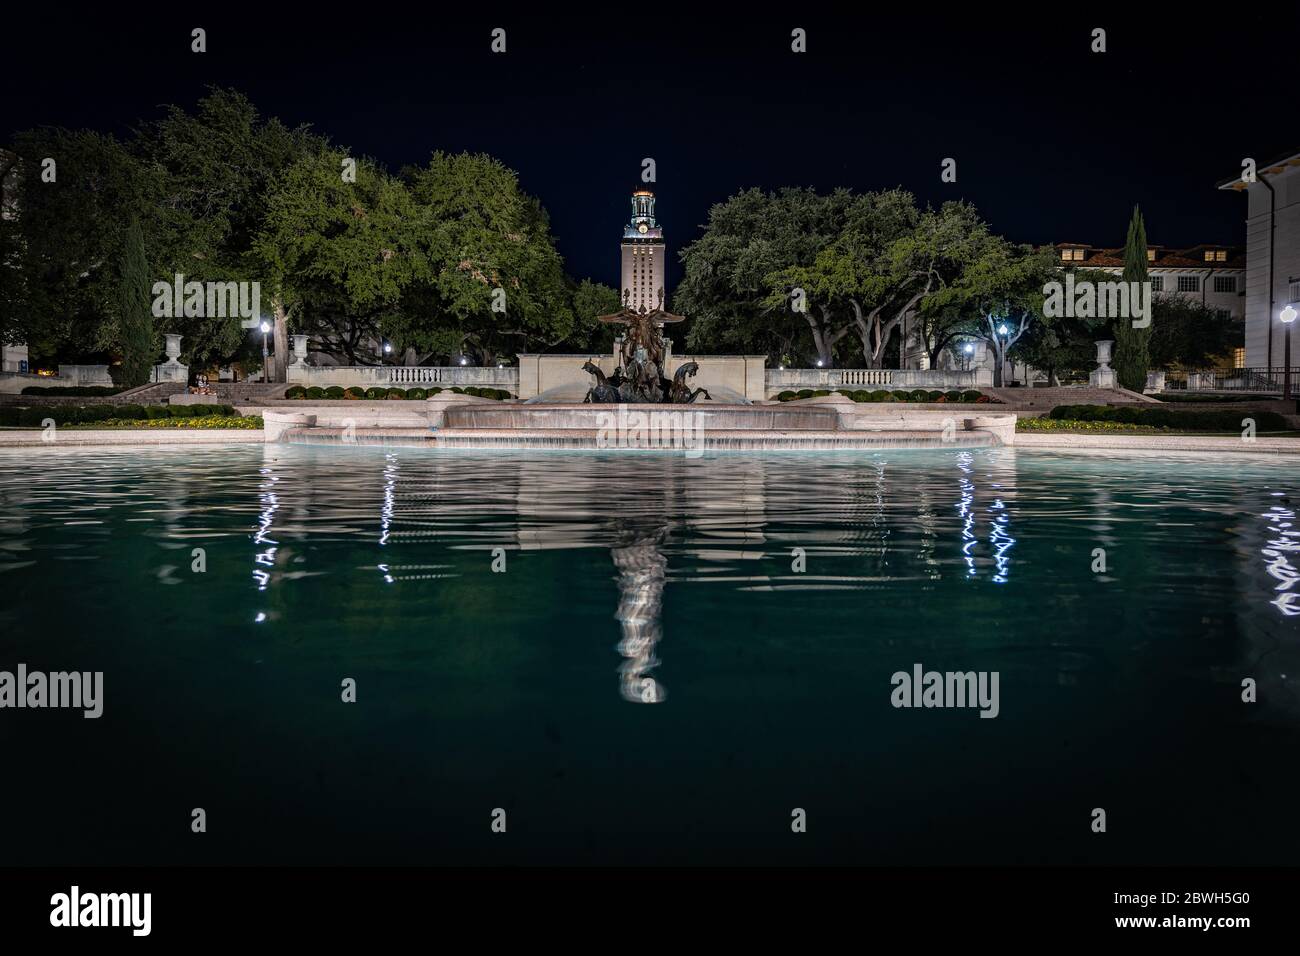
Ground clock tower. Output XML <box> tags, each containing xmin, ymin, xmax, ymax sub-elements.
<box><xmin>620</xmin><ymin>190</ymin><xmax>665</xmax><ymax>313</ymax></box>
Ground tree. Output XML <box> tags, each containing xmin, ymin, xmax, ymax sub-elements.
<box><xmin>1112</xmin><ymin>205</ymin><xmax>1151</xmax><ymax>391</ymax></box>
<box><xmin>1148</xmin><ymin>296</ymin><xmax>1242</xmax><ymax>368</ymax></box>
<box><xmin>397</xmin><ymin>152</ymin><xmax>577</xmax><ymax>364</ymax></box>
<box><xmin>116</xmin><ymin>218</ymin><xmax>155</xmax><ymax>386</ymax></box>
<box><xmin>570</xmin><ymin>279</ymin><xmax>621</xmax><ymax>354</ymax></box>
<box><xmin>140</xmin><ymin>88</ymin><xmax>328</xmax><ymax>373</ymax></box>
<box><xmin>256</xmin><ymin>148</ymin><xmax>429</xmax><ymax>365</ymax></box>
<box><xmin>5</xmin><ymin>129</ymin><xmax>154</xmax><ymax>362</ymax></box>
<box><xmin>675</xmin><ymin>187</ymin><xmax>852</xmax><ymax>363</ymax></box>
<box><xmin>938</xmin><ymin>240</ymin><xmax>1056</xmax><ymax>387</ymax></box>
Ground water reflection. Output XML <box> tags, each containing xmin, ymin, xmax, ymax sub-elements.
<box><xmin>1261</xmin><ymin>495</ymin><xmax>1300</xmax><ymax>617</ymax></box>
<box><xmin>611</xmin><ymin>519</ymin><xmax>669</xmax><ymax>703</ymax></box>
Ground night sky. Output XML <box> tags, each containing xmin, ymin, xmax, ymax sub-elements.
<box><xmin>5</xmin><ymin>8</ymin><xmax>1295</xmax><ymax>297</ymax></box>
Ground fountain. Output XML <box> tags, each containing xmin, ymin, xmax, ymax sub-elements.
<box><xmin>582</xmin><ymin>289</ymin><xmax>710</xmax><ymax>404</ymax></box>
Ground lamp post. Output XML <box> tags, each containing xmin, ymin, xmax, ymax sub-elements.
<box><xmin>964</xmin><ymin>342</ymin><xmax>974</xmax><ymax>372</ymax></box>
<box><xmin>996</xmin><ymin>323</ymin><xmax>1009</xmax><ymax>387</ymax></box>
<box><xmin>259</xmin><ymin>321</ymin><xmax>270</xmax><ymax>383</ymax></box>
<box><xmin>1282</xmin><ymin>304</ymin><xmax>1297</xmax><ymax>401</ymax></box>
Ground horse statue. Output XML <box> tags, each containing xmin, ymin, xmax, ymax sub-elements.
<box><xmin>667</xmin><ymin>361</ymin><xmax>711</xmax><ymax>404</ymax></box>
<box><xmin>582</xmin><ymin>360</ymin><xmax>621</xmax><ymax>403</ymax></box>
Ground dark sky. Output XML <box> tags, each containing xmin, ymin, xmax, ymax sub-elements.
<box><xmin>5</xmin><ymin>7</ymin><xmax>1295</xmax><ymax>297</ymax></box>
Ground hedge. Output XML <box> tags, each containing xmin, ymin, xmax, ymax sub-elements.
<box><xmin>778</xmin><ymin>388</ymin><xmax>990</xmax><ymax>404</ymax></box>
<box><xmin>20</xmin><ymin>385</ymin><xmax>124</xmax><ymax>397</ymax></box>
<box><xmin>1047</xmin><ymin>404</ymin><xmax>1289</xmax><ymax>432</ymax></box>
<box><xmin>6</xmin><ymin>403</ymin><xmax>237</xmax><ymax>426</ymax></box>
<box><xmin>324</xmin><ymin>386</ymin><xmax>345</xmax><ymax>399</ymax></box>
<box><xmin>284</xmin><ymin>385</ymin><xmax>307</xmax><ymax>399</ymax></box>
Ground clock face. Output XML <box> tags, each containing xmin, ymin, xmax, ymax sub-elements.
<box><xmin>638</xmin><ymin>223</ymin><xmax>648</xmax><ymax>234</ymax></box>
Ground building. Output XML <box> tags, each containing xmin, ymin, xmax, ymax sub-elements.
<box><xmin>1053</xmin><ymin>242</ymin><xmax>1246</xmax><ymax>323</ymax></box>
<box><xmin>1217</xmin><ymin>148</ymin><xmax>1300</xmax><ymax>370</ymax></box>
<box><xmin>621</xmin><ymin>189</ymin><xmax>666</xmax><ymax>313</ymax></box>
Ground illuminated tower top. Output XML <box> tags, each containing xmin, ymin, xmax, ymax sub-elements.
<box><xmin>624</xmin><ymin>190</ymin><xmax>662</xmax><ymax>239</ymax></box>
<box><xmin>621</xmin><ymin>190</ymin><xmax>665</xmax><ymax>312</ymax></box>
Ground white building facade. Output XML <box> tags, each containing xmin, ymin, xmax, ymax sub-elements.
<box><xmin>1218</xmin><ymin>149</ymin><xmax>1300</xmax><ymax>370</ymax></box>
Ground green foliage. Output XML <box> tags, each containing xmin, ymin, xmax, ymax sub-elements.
<box><xmin>1112</xmin><ymin>206</ymin><xmax>1152</xmax><ymax>391</ymax></box>
<box><xmin>776</xmin><ymin>390</ymin><xmax>797</xmax><ymax>401</ymax></box>
<box><xmin>20</xmin><ymin>385</ymin><xmax>124</xmax><ymax>396</ymax></box>
<box><xmin>1046</xmin><ymin>404</ymin><xmax>1286</xmax><ymax>431</ymax></box>
<box><xmin>344</xmin><ymin>387</ymin><xmax>366</xmax><ymax>400</ymax></box>
<box><xmin>116</xmin><ymin>219</ymin><xmax>156</xmax><ymax>387</ymax></box>
<box><xmin>364</xmin><ymin>386</ymin><xmax>385</xmax><ymax>399</ymax></box>
<box><xmin>386</xmin><ymin>387</ymin><xmax>406</xmax><ymax>400</ymax></box>
<box><xmin>305</xmin><ymin>386</ymin><xmax>326</xmax><ymax>399</ymax></box>
<box><xmin>284</xmin><ymin>385</ymin><xmax>307</xmax><ymax>399</ymax></box>
<box><xmin>324</xmin><ymin>386</ymin><xmax>345</xmax><ymax>399</ymax></box>
<box><xmin>1149</xmin><ymin>296</ymin><xmax>1242</xmax><ymax>368</ymax></box>
<box><xmin>961</xmin><ymin>390</ymin><xmax>983</xmax><ymax>402</ymax></box>
<box><xmin>406</xmin><ymin>387</ymin><xmax>427</xmax><ymax>400</ymax></box>
<box><xmin>145</xmin><ymin>405</ymin><xmax>171</xmax><ymax>419</ymax></box>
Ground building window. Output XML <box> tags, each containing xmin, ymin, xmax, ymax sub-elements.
<box><xmin>1147</xmin><ymin>249</ymin><xmax>1156</xmax><ymax>262</ymax></box>
<box><xmin>1204</xmin><ymin>249</ymin><xmax>1227</xmax><ymax>262</ymax></box>
<box><xmin>1233</xmin><ymin>347</ymin><xmax>1245</xmax><ymax>369</ymax></box>
<box><xmin>1213</xmin><ymin>276</ymin><xmax>1236</xmax><ymax>293</ymax></box>
<box><xmin>1060</xmin><ymin>248</ymin><xmax>1084</xmax><ymax>261</ymax></box>
<box><xmin>1150</xmin><ymin>276</ymin><xmax>1164</xmax><ymax>292</ymax></box>
<box><xmin>1177</xmin><ymin>275</ymin><xmax>1200</xmax><ymax>292</ymax></box>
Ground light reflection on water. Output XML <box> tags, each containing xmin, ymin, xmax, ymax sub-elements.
<box><xmin>1</xmin><ymin>444</ymin><xmax>1299</xmax><ymax>864</ymax></box>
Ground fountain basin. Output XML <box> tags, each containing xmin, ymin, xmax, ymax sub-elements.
<box><xmin>443</xmin><ymin>403</ymin><xmax>840</xmax><ymax>431</ymax></box>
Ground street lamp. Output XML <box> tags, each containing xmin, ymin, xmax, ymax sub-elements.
<box><xmin>259</xmin><ymin>321</ymin><xmax>270</xmax><ymax>383</ymax></box>
<box><xmin>963</xmin><ymin>342</ymin><xmax>974</xmax><ymax>372</ymax></box>
<box><xmin>1282</xmin><ymin>304</ymin><xmax>1298</xmax><ymax>401</ymax></box>
<box><xmin>994</xmin><ymin>323</ymin><xmax>1010</xmax><ymax>387</ymax></box>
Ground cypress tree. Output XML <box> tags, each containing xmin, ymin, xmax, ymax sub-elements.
<box><xmin>1113</xmin><ymin>205</ymin><xmax>1151</xmax><ymax>392</ymax></box>
<box><xmin>116</xmin><ymin>218</ymin><xmax>155</xmax><ymax>387</ymax></box>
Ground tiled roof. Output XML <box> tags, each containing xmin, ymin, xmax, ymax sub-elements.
<box><xmin>1050</xmin><ymin>242</ymin><xmax>1245</xmax><ymax>270</ymax></box>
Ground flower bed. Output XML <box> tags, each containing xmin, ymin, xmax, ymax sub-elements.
<box><xmin>64</xmin><ymin>416</ymin><xmax>263</xmax><ymax>430</ymax></box>
<box><xmin>775</xmin><ymin>388</ymin><xmax>991</xmax><ymax>404</ymax></box>
<box><xmin>285</xmin><ymin>385</ymin><xmax>511</xmax><ymax>401</ymax></box>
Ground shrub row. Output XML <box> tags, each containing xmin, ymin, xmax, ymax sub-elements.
<box><xmin>0</xmin><ymin>404</ymin><xmax>238</xmax><ymax>427</ymax></box>
<box><xmin>19</xmin><ymin>385</ymin><xmax>125</xmax><ymax>396</ymax></box>
<box><xmin>285</xmin><ymin>385</ymin><xmax>512</xmax><ymax>401</ymax></box>
<box><xmin>66</xmin><ymin>416</ymin><xmax>263</xmax><ymax>430</ymax></box>
<box><xmin>776</xmin><ymin>388</ymin><xmax>988</xmax><ymax>404</ymax></box>
<box><xmin>1046</xmin><ymin>404</ymin><xmax>1289</xmax><ymax>431</ymax></box>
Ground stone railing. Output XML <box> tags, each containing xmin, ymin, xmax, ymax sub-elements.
<box><xmin>766</xmin><ymin>367</ymin><xmax>989</xmax><ymax>395</ymax></box>
<box><xmin>287</xmin><ymin>364</ymin><xmax>520</xmax><ymax>389</ymax></box>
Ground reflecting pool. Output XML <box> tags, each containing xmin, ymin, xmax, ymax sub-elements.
<box><xmin>1</xmin><ymin>444</ymin><xmax>1297</xmax><ymax>864</ymax></box>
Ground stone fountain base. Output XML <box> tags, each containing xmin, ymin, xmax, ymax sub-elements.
<box><xmin>265</xmin><ymin>396</ymin><xmax>1017</xmax><ymax>450</ymax></box>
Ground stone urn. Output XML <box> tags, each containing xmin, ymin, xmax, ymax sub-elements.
<box><xmin>1089</xmin><ymin>340</ymin><xmax>1116</xmax><ymax>388</ymax></box>
<box><xmin>164</xmin><ymin>334</ymin><xmax>183</xmax><ymax>365</ymax></box>
<box><xmin>292</xmin><ymin>335</ymin><xmax>309</xmax><ymax>366</ymax></box>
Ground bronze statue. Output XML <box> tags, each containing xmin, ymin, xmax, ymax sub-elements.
<box><xmin>586</xmin><ymin>293</ymin><xmax>701</xmax><ymax>404</ymax></box>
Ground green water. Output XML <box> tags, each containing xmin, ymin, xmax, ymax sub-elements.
<box><xmin>1</xmin><ymin>444</ymin><xmax>1297</xmax><ymax>865</ymax></box>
